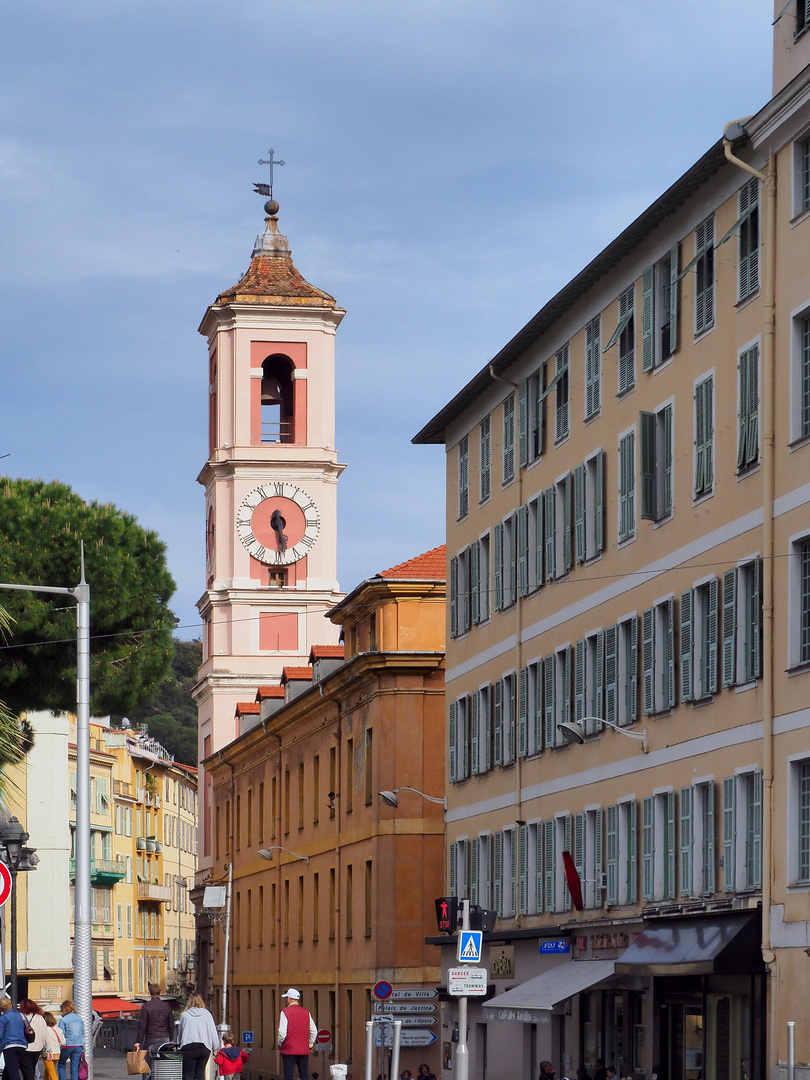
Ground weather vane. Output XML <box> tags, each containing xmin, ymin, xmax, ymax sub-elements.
<box><xmin>254</xmin><ymin>148</ymin><xmax>285</xmax><ymax>200</ymax></box>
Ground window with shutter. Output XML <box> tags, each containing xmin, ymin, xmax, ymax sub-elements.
<box><xmin>694</xmin><ymin>375</ymin><xmax>714</xmax><ymax>498</ymax></box>
<box><xmin>606</xmin><ymin>805</ymin><xmax>619</xmax><ymax>905</ymax></box>
<box><xmin>737</xmin><ymin>345</ymin><xmax>760</xmax><ymax>472</ymax></box>
<box><xmin>543</xmin><ymin>655</ymin><xmax>556</xmax><ymax>749</ymax></box>
<box><xmin>448</xmin><ymin>703</ymin><xmax>457</xmax><ymax>784</ymax></box>
<box><xmin>493</xmin><ymin>832</ymin><xmax>503</xmax><ymax>916</ymax></box>
<box><xmin>483</xmin><ymin>684</ymin><xmax>493</xmax><ymax>773</ymax></box>
<box><xmin>527</xmin><ymin>365</ymin><xmax>546</xmax><ymax>462</ymax></box>
<box><xmin>470</xmin><ymin>539</ymin><xmax>480</xmax><ymax>626</ymax></box>
<box><xmin>503</xmin><ymin>393</ymin><xmax>515</xmax><ymax>484</ymax></box>
<box><xmin>534</xmin><ymin>823</ymin><xmax>544</xmax><ymax>913</ymax></box>
<box><xmin>457</xmin><ymin>435</ymin><xmax>469</xmax><ymax>519</ymax></box>
<box><xmin>642</xmin><ymin>266</ymin><xmax>655</xmax><ymax>373</ymax></box>
<box><xmin>796</xmin><ymin>760</ymin><xmax>810</xmax><ymax>884</ymax></box>
<box><xmin>449</xmin><ymin>556</ymin><xmax>458</xmax><ymax>638</ymax></box>
<box><xmin>493</xmin><ymin>523</ymin><xmax>503</xmax><ymax>611</ymax></box>
<box><xmin>517</xmin><ymin>504</ymin><xmax>529</xmax><ymax>598</ymax></box>
<box><xmin>694</xmin><ymin>215</ymin><xmax>715</xmax><ymax>335</ymax></box>
<box><xmin>478</xmin><ymin>533</ymin><xmax>491</xmax><ymax>623</ymax></box>
<box><xmin>555</xmin><ymin>344</ymin><xmax>570</xmax><ymax>442</ymax></box>
<box><xmin>588</xmin><ymin>630</ymin><xmax>605</xmax><ymax>733</ymax></box>
<box><xmin>518</xmin><ymin>667</ymin><xmax>529</xmax><ymax>759</ymax></box>
<box><xmin>518</xmin><ymin>380</ymin><xmax>528</xmax><ymax>468</ymax></box>
<box><xmin>480</xmin><ymin>415</ymin><xmax>491</xmax><ymax>502</ymax></box>
<box><xmin>604</xmin><ymin>625</ymin><xmax>618</xmax><ymax>727</ymax></box>
<box><xmin>640</xmin><ymin>405</ymin><xmax>673</xmax><ymax>522</ymax></box>
<box><xmin>544</xmin><ymin>486</ymin><xmax>556</xmax><ymax>581</ymax></box>
<box><xmin>470</xmin><ymin>838</ymin><xmax>479</xmax><ymax>906</ymax></box>
<box><xmin>530</xmin><ymin>660</ymin><xmax>544</xmax><ymax>756</ymax></box>
<box><xmin>744</xmin><ymin>770</ymin><xmax>762</xmax><ymax>890</ymax></box>
<box><xmin>585</xmin><ymin>316</ymin><xmax>601</xmax><ymax>419</ymax></box>
<box><xmin>518</xmin><ymin>823</ymin><xmax>529</xmax><ymax>915</ymax></box>
<box><xmin>449</xmin><ymin>841</ymin><xmax>457</xmax><ymax>896</ymax></box>
<box><xmin>574</xmin><ymin>463</ymin><xmax>586</xmax><ymax>564</ymax></box>
<box><xmin>503</xmin><ymin>673</ymin><xmax>516</xmax><ymax>766</ymax></box>
<box><xmin>680</xmin><ymin>786</ymin><xmax>694</xmax><ymax>897</ymax></box>
<box><xmin>589</xmin><ymin>448</ymin><xmax>605</xmax><ymax>558</ymax></box>
<box><xmin>738</xmin><ymin>178</ymin><xmax>760</xmax><ymax>301</ymax></box>
<box><xmin>680</xmin><ymin>589</ymin><xmax>694</xmax><ymax>703</ymax></box>
<box><xmin>528</xmin><ymin>495</ymin><xmax>543</xmax><ymax>591</ymax></box>
<box><xmin>574</xmin><ymin>812</ymin><xmax>586</xmax><ymax>904</ymax></box>
<box><xmin>722</xmin><ymin>568</ymin><xmax>738</xmax><ymax>687</ymax></box>
<box><xmin>723</xmin><ymin>776</ymin><xmax>737</xmax><ymax>892</ymax></box>
<box><xmin>618</xmin><ymin>285</ymin><xmax>636</xmax><ymax>394</ymax></box>
<box><xmin>471</xmin><ymin>691</ymin><xmax>480</xmax><ymax>776</ymax></box>
<box><xmin>642</xmin><ymin>797</ymin><xmax>654</xmax><ymax>901</ymax></box>
<box><xmin>574</xmin><ymin>639</ymin><xmax>587</xmax><ymax>724</ymax></box>
<box><xmin>618</xmin><ymin>616</ymin><xmax>638</xmax><ymax>725</ymax></box>
<box><xmin>543</xmin><ymin>819</ymin><xmax>556</xmax><ymax>913</ymax></box>
<box><xmin>561</xmin><ymin>472</ymin><xmax>573</xmax><ymax>574</ymax></box>
<box><xmin>493</xmin><ymin>680</ymin><xmax>503</xmax><ymax>767</ymax></box>
<box><xmin>618</xmin><ymin>430</ymin><xmax>635</xmax><ymax>542</ymax></box>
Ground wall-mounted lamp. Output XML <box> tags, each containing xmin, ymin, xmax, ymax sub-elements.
<box><xmin>378</xmin><ymin>787</ymin><xmax>447</xmax><ymax>810</ymax></box>
<box><xmin>258</xmin><ymin>845</ymin><xmax>310</xmax><ymax>864</ymax></box>
<box><xmin>557</xmin><ymin>717</ymin><xmax>648</xmax><ymax>753</ymax></box>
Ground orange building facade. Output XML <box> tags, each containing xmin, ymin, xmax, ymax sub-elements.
<box><xmin>203</xmin><ymin>547</ymin><xmax>446</xmax><ymax>1080</ymax></box>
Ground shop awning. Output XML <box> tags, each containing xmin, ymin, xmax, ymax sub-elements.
<box><xmin>92</xmin><ymin>996</ymin><xmax>141</xmax><ymax>1018</ymax></box>
<box><xmin>615</xmin><ymin>911</ymin><xmax>761</xmax><ymax>976</ymax></box>
<box><xmin>482</xmin><ymin>960</ymin><xmax>616</xmax><ymax>1022</ymax></box>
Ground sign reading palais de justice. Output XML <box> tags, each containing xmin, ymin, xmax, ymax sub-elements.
<box><xmin>373</xmin><ymin>1002</ymin><xmax>437</xmax><ymax>1014</ymax></box>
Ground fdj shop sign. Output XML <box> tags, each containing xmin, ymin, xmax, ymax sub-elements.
<box><xmin>489</xmin><ymin>945</ymin><xmax>514</xmax><ymax>978</ymax></box>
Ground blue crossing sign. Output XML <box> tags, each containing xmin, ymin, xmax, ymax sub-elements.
<box><xmin>457</xmin><ymin>929</ymin><xmax>483</xmax><ymax>964</ymax></box>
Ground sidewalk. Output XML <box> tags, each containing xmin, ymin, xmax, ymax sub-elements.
<box><xmin>92</xmin><ymin>1049</ymin><xmax>127</xmax><ymax>1080</ymax></box>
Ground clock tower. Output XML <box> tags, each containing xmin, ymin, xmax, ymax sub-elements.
<box><xmin>194</xmin><ymin>195</ymin><xmax>345</xmax><ymax>866</ymax></box>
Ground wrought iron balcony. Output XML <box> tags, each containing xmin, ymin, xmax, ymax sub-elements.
<box><xmin>69</xmin><ymin>858</ymin><xmax>127</xmax><ymax>885</ymax></box>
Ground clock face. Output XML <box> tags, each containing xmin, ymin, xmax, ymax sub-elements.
<box><xmin>237</xmin><ymin>482</ymin><xmax>320</xmax><ymax>565</ymax></box>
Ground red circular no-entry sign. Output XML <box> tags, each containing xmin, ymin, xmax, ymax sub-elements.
<box><xmin>0</xmin><ymin>862</ymin><xmax>12</xmax><ymax>908</ymax></box>
<box><xmin>373</xmin><ymin>981</ymin><xmax>393</xmax><ymax>1000</ymax></box>
<box><xmin>316</xmin><ymin>1029</ymin><xmax>331</xmax><ymax>1046</ymax></box>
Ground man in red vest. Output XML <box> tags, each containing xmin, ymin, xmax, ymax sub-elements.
<box><xmin>278</xmin><ymin>988</ymin><xmax>317</xmax><ymax>1080</ymax></box>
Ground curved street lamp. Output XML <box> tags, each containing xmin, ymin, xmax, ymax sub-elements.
<box><xmin>557</xmin><ymin>717</ymin><xmax>648</xmax><ymax>753</ymax></box>
<box><xmin>378</xmin><ymin>787</ymin><xmax>447</xmax><ymax>810</ymax></box>
<box><xmin>258</xmin><ymin>846</ymin><xmax>310</xmax><ymax>864</ymax></box>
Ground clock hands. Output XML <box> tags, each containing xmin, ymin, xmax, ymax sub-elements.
<box><xmin>270</xmin><ymin>508</ymin><xmax>288</xmax><ymax>553</ymax></box>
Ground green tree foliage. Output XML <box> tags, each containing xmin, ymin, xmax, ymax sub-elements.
<box><xmin>111</xmin><ymin>639</ymin><xmax>200</xmax><ymax>766</ymax></box>
<box><xmin>0</xmin><ymin>478</ymin><xmax>177</xmax><ymax>716</ymax></box>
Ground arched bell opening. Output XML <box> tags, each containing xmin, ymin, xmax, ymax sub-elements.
<box><xmin>260</xmin><ymin>354</ymin><xmax>295</xmax><ymax>443</ymax></box>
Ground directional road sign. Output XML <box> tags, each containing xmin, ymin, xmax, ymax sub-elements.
<box><xmin>457</xmin><ymin>929</ymin><xmax>483</xmax><ymax>964</ymax></box>
<box><xmin>389</xmin><ymin>988</ymin><xmax>437</xmax><ymax>1000</ymax></box>
<box><xmin>374</xmin><ymin>1030</ymin><xmax>438</xmax><ymax>1048</ymax></box>
<box><xmin>373</xmin><ymin>1003</ymin><xmax>437</xmax><ymax>1015</ymax></box>
<box><xmin>448</xmin><ymin>967</ymin><xmax>488</xmax><ymax>996</ymax></box>
<box><xmin>241</xmin><ymin>1032</ymin><xmax>253</xmax><ymax>1045</ymax></box>
<box><xmin>398</xmin><ymin>1018</ymin><xmax>437</xmax><ymax>1027</ymax></box>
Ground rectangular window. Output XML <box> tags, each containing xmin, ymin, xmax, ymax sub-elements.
<box><xmin>738</xmin><ymin>178</ymin><xmax>760</xmax><ymax>300</ymax></box>
<box><xmin>480</xmin><ymin>415</ymin><xmax>491</xmax><ymax>501</ymax></box>
<box><xmin>694</xmin><ymin>215</ymin><xmax>715</xmax><ymax>335</ymax></box>
<box><xmin>694</xmin><ymin>375</ymin><xmax>714</xmax><ymax>497</ymax></box>
<box><xmin>642</xmin><ymin>792</ymin><xmax>676</xmax><ymax>902</ymax></box>
<box><xmin>642</xmin><ymin>249</ymin><xmax>679</xmax><ymax>372</ymax></box>
<box><xmin>457</xmin><ymin>435</ymin><xmax>469</xmax><ymax>518</ymax></box>
<box><xmin>500</xmin><ymin>674</ymin><xmax>517</xmax><ymax>767</ymax></box>
<box><xmin>555</xmin><ymin>646</ymin><xmax>573</xmax><ymax>736</ymax></box>
<box><xmin>345</xmin><ymin>863</ymin><xmax>352</xmax><ymax>938</ymax></box>
<box><xmin>792</xmin><ymin>312</ymin><xmax>810</xmax><ymax>441</ymax></box>
<box><xmin>618</xmin><ymin>430</ymin><xmax>636</xmax><ymax>542</ymax></box>
<box><xmin>617</xmin><ymin>616</ymin><xmax>639</xmax><ymax>727</ymax></box>
<box><xmin>723</xmin><ymin>771</ymin><xmax>763</xmax><ymax>892</ymax></box>
<box><xmin>680</xmin><ymin>781</ymin><xmax>715</xmax><ymax>897</ymax></box>
<box><xmin>618</xmin><ymin>285</ymin><xmax>636</xmax><ymax>394</ymax></box>
<box><xmin>574</xmin><ymin>450</ymin><xmax>605</xmax><ymax>563</ymax></box>
<box><xmin>681</xmin><ymin>578</ymin><xmax>719</xmax><ymax>702</ymax></box>
<box><xmin>584</xmin><ymin>316</ymin><xmax>601</xmax><ymax>419</ymax></box>
<box><xmin>311</xmin><ymin>874</ymin><xmax>318</xmax><ymax>942</ymax></box>
<box><xmin>639</xmin><ymin>404</ymin><xmax>673</xmax><ymax>522</ymax></box>
<box><xmin>737</xmin><ymin>344</ymin><xmax>760</xmax><ymax>471</ymax></box>
<box><xmin>543</xmin><ymin>819</ymin><xmax>556</xmax><ymax>913</ymax></box>
<box><xmin>528</xmin><ymin>365</ymin><xmax>547</xmax><ymax>461</ymax></box>
<box><xmin>800</xmin><ymin>539</ymin><xmax>810</xmax><ymax>666</ymax></box>
<box><xmin>799</xmin><ymin>0</ymin><xmax>810</xmax><ymax>36</ymax></box>
<box><xmin>477</xmin><ymin>533</ymin><xmax>490</xmax><ymax>622</ymax></box>
<box><xmin>722</xmin><ymin>561</ymin><xmax>761</xmax><ymax>686</ymax></box>
<box><xmin>642</xmin><ymin>597</ymin><xmax>675</xmax><ymax>715</ymax></box>
<box><xmin>298</xmin><ymin>763</ymin><xmax>304</xmax><ymax>830</ymax></box>
<box><xmin>555</xmin><ymin>344</ymin><xmax>570</xmax><ymax>442</ymax></box>
<box><xmin>605</xmin><ymin>799</ymin><xmax>637</xmax><ymax>906</ymax></box>
<box><xmin>364</xmin><ymin>729</ymin><xmax>373</xmax><ymax>805</ymax></box>
<box><xmin>345</xmin><ymin>738</ymin><xmax>353</xmax><ymax>813</ymax></box>
<box><xmin>503</xmin><ymin>393</ymin><xmax>515</xmax><ymax>485</ymax></box>
<box><xmin>793</xmin><ymin>760</ymin><xmax>810</xmax><ymax>884</ymax></box>
<box><xmin>500</xmin><ymin>514</ymin><xmax>517</xmax><ymax>607</ymax></box>
<box><xmin>448</xmin><ymin>697</ymin><xmax>470</xmax><ymax>782</ymax></box>
<box><xmin>527</xmin><ymin>496</ymin><xmax>543</xmax><ymax>591</ymax></box>
<box><xmin>312</xmin><ymin>760</ymin><xmax>319</xmax><ymax>825</ymax></box>
<box><xmin>471</xmin><ymin>684</ymin><xmax>492</xmax><ymax>776</ymax></box>
<box><xmin>799</xmin><ymin>137</ymin><xmax>810</xmax><ymax>213</ymax></box>
<box><xmin>525</xmin><ymin>660</ymin><xmax>544</xmax><ymax>756</ymax></box>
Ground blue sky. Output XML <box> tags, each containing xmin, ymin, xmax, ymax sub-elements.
<box><xmin>1</xmin><ymin>1</ymin><xmax>771</xmax><ymax>637</ymax></box>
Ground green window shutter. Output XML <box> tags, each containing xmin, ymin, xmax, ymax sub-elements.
<box><xmin>662</xmin><ymin>404</ymin><xmax>673</xmax><ymax>517</ymax></box>
<box><xmin>448</xmin><ymin>702</ymin><xmax>457</xmax><ymax>783</ymax></box>
<box><xmin>493</xmin><ymin>523</ymin><xmax>503</xmax><ymax>611</ymax></box>
<box><xmin>544</xmin><ymin>486</ymin><xmax>556</xmax><ymax>581</ymax></box>
<box><xmin>642</xmin><ymin>608</ymin><xmax>655</xmax><ymax>715</ymax></box>
<box><xmin>703</xmin><ymin>377</ymin><xmax>714</xmax><ymax>493</ymax></box>
<box><xmin>449</xmin><ymin>842</ymin><xmax>457</xmax><ymax>896</ymax></box>
<box><xmin>470</xmin><ymin>539</ymin><xmax>480</xmax><ymax>625</ymax></box>
<box><xmin>722</xmin><ymin>568</ymin><xmax>738</xmax><ymax>688</ymax></box>
<box><xmin>723</xmin><ymin>776</ymin><xmax>737</xmax><ymax>892</ymax></box>
<box><xmin>460</xmin><ymin>697</ymin><xmax>469</xmax><ymax>779</ymax></box>
<box><xmin>619</xmin><ymin>432</ymin><xmax>635</xmax><ymax>541</ymax></box>
<box><xmin>606</xmin><ymin>804</ymin><xmax>619</xmax><ymax>906</ymax></box>
<box><xmin>595</xmin><ymin>449</ymin><xmax>605</xmax><ymax>554</ymax></box>
<box><xmin>628</xmin><ymin>799</ymin><xmax>638</xmax><ymax>903</ymax></box>
<box><xmin>666</xmin><ymin>791</ymin><xmax>676</xmax><ymax>899</ymax></box>
<box><xmin>694</xmin><ymin>380</ymin><xmax>706</xmax><ymax>495</ymax></box>
<box><xmin>707</xmin><ymin>576</ymin><xmax>719</xmax><ymax>693</ymax></box>
<box><xmin>594</xmin><ymin>808</ymin><xmax>604</xmax><ymax>908</ymax></box>
<box><xmin>470</xmin><ymin>839</ymin><xmax>479</xmax><ymax>906</ymax></box>
<box><xmin>458</xmin><ymin>436</ymin><xmax>469</xmax><ymax>518</ymax></box>
<box><xmin>503</xmin><ymin>393</ymin><xmax>515</xmax><ymax>483</ymax></box>
<box><xmin>493</xmin><ymin>832</ymin><xmax>503</xmax><ymax>916</ymax></box>
<box><xmin>535</xmin><ymin>824</ymin><xmax>544</xmax><ymax>912</ymax></box>
<box><xmin>563</xmin><ymin>815</ymin><xmax>573</xmax><ymax>910</ymax></box>
<box><xmin>585</xmin><ymin>316</ymin><xmax>601</xmax><ymax>419</ymax></box>
<box><xmin>738</xmin><ymin>179</ymin><xmax>759</xmax><ymax>301</ymax></box>
<box><xmin>518</xmin><ymin>824</ymin><xmax>529</xmax><ymax>915</ymax></box>
<box><xmin>543</xmin><ymin>655</ymin><xmax>556</xmax><ymax>749</ymax></box>
<box><xmin>449</xmin><ymin>556</ymin><xmax>458</xmax><ymax>637</ymax></box>
<box><xmin>695</xmin><ymin>216</ymin><xmax>715</xmax><ymax>335</ymax></box>
<box><xmin>642</xmin><ymin>266</ymin><xmax>655</xmax><ymax>372</ymax></box>
<box><xmin>749</xmin><ymin>558</ymin><xmax>762</xmax><ymax>679</ymax></box>
<box><xmin>562</xmin><ymin>645</ymin><xmax>572</xmax><ymax>724</ymax></box>
<box><xmin>533</xmin><ymin>662</ymin><xmax>544</xmax><ymax>755</ymax></box>
<box><xmin>640</xmin><ymin>411</ymin><xmax>657</xmax><ymax>520</ymax></box>
<box><xmin>594</xmin><ymin>630</ymin><xmax>605</xmax><ymax>729</ymax></box>
<box><xmin>470</xmin><ymin>692</ymin><xmax>479</xmax><ymax>776</ymax></box>
<box><xmin>483</xmin><ymin>685</ymin><xmax>492</xmax><ymax>773</ymax></box>
<box><xmin>493</xmin><ymin>680</ymin><xmax>503</xmax><ymax>767</ymax></box>
<box><xmin>747</xmin><ymin>345</ymin><xmax>759</xmax><ymax>468</ymax></box>
<box><xmin>563</xmin><ymin>473</ymin><xmax>573</xmax><ymax>574</ymax></box>
<box><xmin>642</xmin><ymin>796</ymin><xmax>654</xmax><ymax>901</ymax></box>
<box><xmin>574</xmin><ymin>813</ymin><xmax>586</xmax><ymax>901</ymax></box>
<box><xmin>509</xmin><ymin>515</ymin><xmax>518</xmax><ymax>607</ymax></box>
<box><xmin>574</xmin><ymin>639</ymin><xmax>586</xmax><ymax>723</ymax></box>
<box><xmin>704</xmin><ymin>784</ymin><xmax>716</xmax><ymax>895</ymax></box>
<box><xmin>751</xmin><ymin>770</ymin><xmax>763</xmax><ymax>889</ymax></box>
<box><xmin>509</xmin><ymin>829</ymin><xmax>518</xmax><ymax>916</ymax></box>
<box><xmin>669</xmin><ymin>243</ymin><xmax>679</xmax><ymax>354</ymax></box>
<box><xmin>737</xmin><ymin>350</ymin><xmax>749</xmax><ymax>470</ymax></box>
<box><xmin>480</xmin><ymin>416</ymin><xmax>491</xmax><ymax>501</ymax></box>
<box><xmin>543</xmin><ymin>819</ymin><xmax>555</xmax><ymax>913</ymax></box>
<box><xmin>628</xmin><ymin>615</ymin><xmax>639</xmax><ymax>723</ymax></box>
<box><xmin>665</xmin><ymin>597</ymin><xmax>676</xmax><ymax>708</ymax></box>
<box><xmin>518</xmin><ymin>667</ymin><xmax>529</xmax><ymax>759</ymax></box>
<box><xmin>518</xmin><ymin>380</ymin><xmax>528</xmax><ymax>468</ymax></box>
<box><xmin>680</xmin><ymin>785</ymin><xmax>693</xmax><ymax>897</ymax></box>
<box><xmin>460</xmin><ymin>550</ymin><xmax>470</xmax><ymax>635</ymax></box>
<box><xmin>517</xmin><ymin>505</ymin><xmax>529</xmax><ymax>598</ymax></box>
<box><xmin>604</xmin><ymin>626</ymin><xmax>618</xmax><ymax>727</ymax></box>
<box><xmin>680</xmin><ymin>589</ymin><xmax>694</xmax><ymax>702</ymax></box>
<box><xmin>534</xmin><ymin>494</ymin><xmax>544</xmax><ymax>587</ymax></box>
<box><xmin>574</xmin><ymin>463</ymin><xmax>586</xmax><ymax>563</ymax></box>
<box><xmin>483</xmin><ymin>834</ymin><xmax>492</xmax><ymax>907</ymax></box>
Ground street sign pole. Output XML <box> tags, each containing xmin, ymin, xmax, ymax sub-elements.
<box><xmin>456</xmin><ymin>899</ymin><xmax>469</xmax><ymax>1080</ymax></box>
<box><xmin>365</xmin><ymin>1022</ymin><xmax>374</xmax><ymax>1080</ymax></box>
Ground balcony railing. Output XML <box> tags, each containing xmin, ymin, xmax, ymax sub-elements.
<box><xmin>70</xmin><ymin>858</ymin><xmax>127</xmax><ymax>884</ymax></box>
<box><xmin>137</xmin><ymin>883</ymin><xmax>172</xmax><ymax>902</ymax></box>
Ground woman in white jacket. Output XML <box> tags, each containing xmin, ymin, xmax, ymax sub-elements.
<box><xmin>177</xmin><ymin>994</ymin><xmax>219</xmax><ymax>1080</ymax></box>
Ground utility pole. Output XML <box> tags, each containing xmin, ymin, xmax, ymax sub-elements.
<box><xmin>455</xmin><ymin>898</ymin><xmax>470</xmax><ymax>1080</ymax></box>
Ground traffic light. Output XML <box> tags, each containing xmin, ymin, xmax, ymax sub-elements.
<box><xmin>434</xmin><ymin>896</ymin><xmax>458</xmax><ymax>934</ymax></box>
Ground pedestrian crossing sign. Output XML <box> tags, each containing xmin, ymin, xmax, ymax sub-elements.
<box><xmin>457</xmin><ymin>929</ymin><xmax>483</xmax><ymax>964</ymax></box>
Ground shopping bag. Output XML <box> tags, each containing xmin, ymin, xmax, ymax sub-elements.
<box><xmin>77</xmin><ymin>1053</ymin><xmax>89</xmax><ymax>1080</ymax></box>
<box><xmin>127</xmin><ymin>1049</ymin><xmax>150</xmax><ymax>1075</ymax></box>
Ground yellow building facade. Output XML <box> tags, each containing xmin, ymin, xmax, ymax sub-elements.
<box><xmin>415</xmin><ymin>10</ymin><xmax>810</xmax><ymax>1080</ymax></box>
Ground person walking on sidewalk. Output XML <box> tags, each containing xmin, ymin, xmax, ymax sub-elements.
<box><xmin>277</xmin><ymin>989</ymin><xmax>316</xmax><ymax>1080</ymax></box>
<box><xmin>56</xmin><ymin>1001</ymin><xmax>85</xmax><ymax>1080</ymax></box>
<box><xmin>135</xmin><ymin>983</ymin><xmax>174</xmax><ymax>1077</ymax></box>
<box><xmin>214</xmin><ymin>1034</ymin><xmax>250</xmax><ymax>1080</ymax></box>
<box><xmin>19</xmin><ymin>998</ymin><xmax>48</xmax><ymax>1080</ymax></box>
<box><xmin>177</xmin><ymin>994</ymin><xmax>219</xmax><ymax>1080</ymax></box>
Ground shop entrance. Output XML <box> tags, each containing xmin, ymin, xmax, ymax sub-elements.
<box><xmin>660</xmin><ymin>1001</ymin><xmax>704</xmax><ymax>1080</ymax></box>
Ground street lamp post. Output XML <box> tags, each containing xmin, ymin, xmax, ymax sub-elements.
<box><xmin>0</xmin><ymin>816</ymin><xmax>39</xmax><ymax>1006</ymax></box>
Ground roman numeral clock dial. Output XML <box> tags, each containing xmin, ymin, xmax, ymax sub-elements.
<box><xmin>236</xmin><ymin>483</ymin><xmax>320</xmax><ymax>566</ymax></box>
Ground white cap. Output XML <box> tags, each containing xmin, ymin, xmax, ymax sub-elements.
<box><xmin>283</xmin><ymin>988</ymin><xmax>300</xmax><ymax>1000</ymax></box>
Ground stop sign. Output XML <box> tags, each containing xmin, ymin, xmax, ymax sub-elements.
<box><xmin>0</xmin><ymin>863</ymin><xmax>12</xmax><ymax>908</ymax></box>
<box><xmin>316</xmin><ymin>1029</ymin><xmax>331</xmax><ymax>1045</ymax></box>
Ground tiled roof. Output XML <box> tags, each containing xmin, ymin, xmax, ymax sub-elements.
<box><xmin>380</xmin><ymin>544</ymin><xmax>446</xmax><ymax>580</ymax></box>
<box><xmin>256</xmin><ymin>685</ymin><xmax>285</xmax><ymax>700</ymax></box>
<box><xmin>235</xmin><ymin>702</ymin><xmax>261</xmax><ymax>715</ymax></box>
<box><xmin>309</xmin><ymin>645</ymin><xmax>345</xmax><ymax>660</ymax></box>
<box><xmin>281</xmin><ymin>666</ymin><xmax>313</xmax><ymax>683</ymax></box>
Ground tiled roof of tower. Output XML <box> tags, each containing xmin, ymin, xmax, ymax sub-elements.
<box><xmin>310</xmin><ymin>645</ymin><xmax>345</xmax><ymax>660</ymax></box>
<box><xmin>256</xmin><ymin>686</ymin><xmax>285</xmax><ymax>700</ymax></box>
<box><xmin>281</xmin><ymin>666</ymin><xmax>313</xmax><ymax>683</ymax></box>
<box><xmin>216</xmin><ymin>214</ymin><xmax>336</xmax><ymax>308</ymax></box>
<box><xmin>380</xmin><ymin>544</ymin><xmax>446</xmax><ymax>580</ymax></box>
<box><xmin>235</xmin><ymin>702</ymin><xmax>261</xmax><ymax>716</ymax></box>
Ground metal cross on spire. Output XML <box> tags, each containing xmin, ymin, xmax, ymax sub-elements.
<box><xmin>254</xmin><ymin>148</ymin><xmax>285</xmax><ymax>199</ymax></box>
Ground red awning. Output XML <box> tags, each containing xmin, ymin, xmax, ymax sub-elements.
<box><xmin>92</xmin><ymin>996</ymin><xmax>141</xmax><ymax>1018</ymax></box>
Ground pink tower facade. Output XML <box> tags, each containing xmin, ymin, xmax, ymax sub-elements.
<box><xmin>193</xmin><ymin>203</ymin><xmax>345</xmax><ymax>874</ymax></box>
